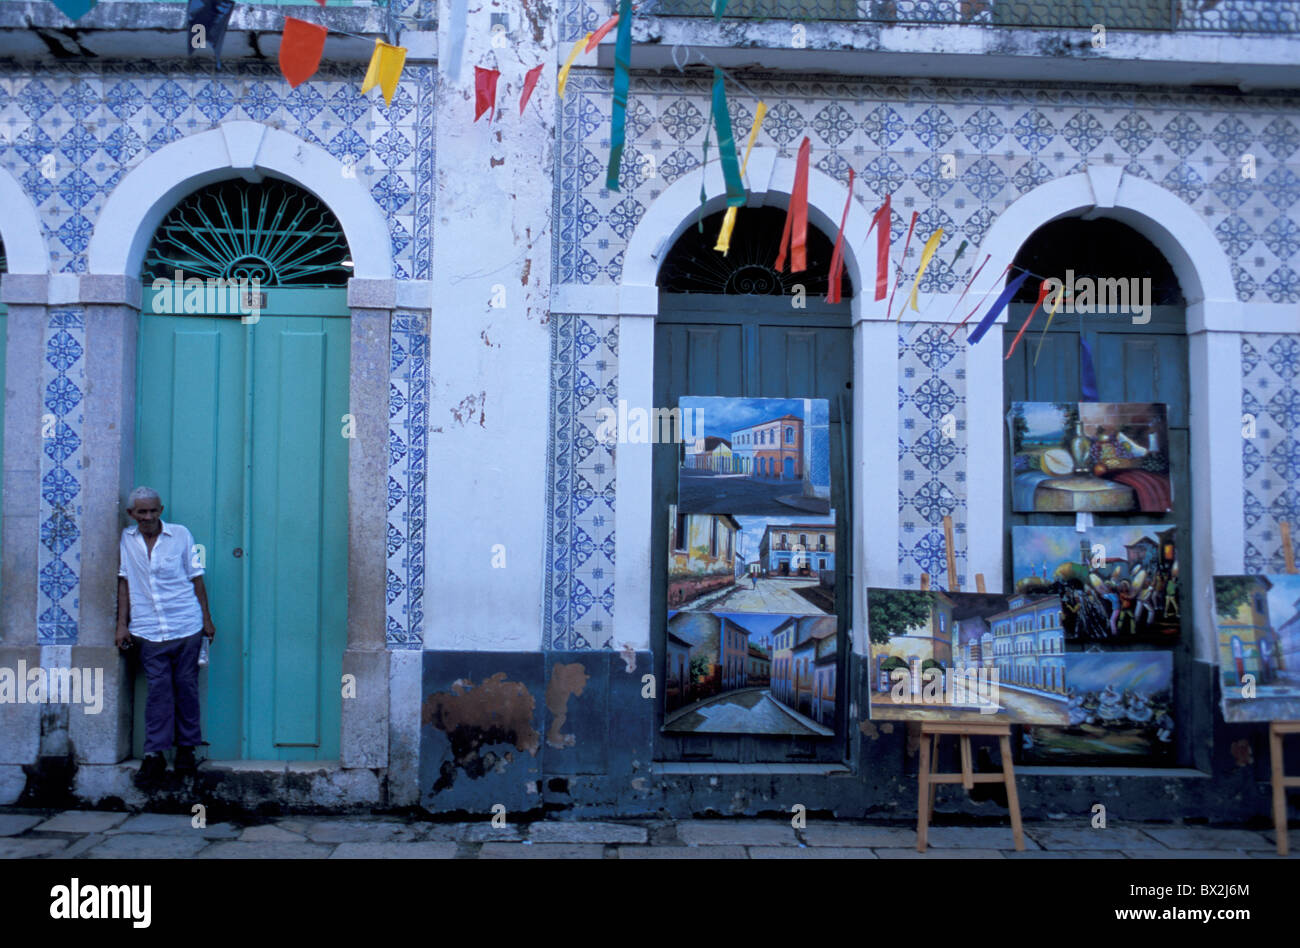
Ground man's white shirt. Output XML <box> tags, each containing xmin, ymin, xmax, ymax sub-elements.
<box><xmin>118</xmin><ymin>520</ymin><xmax>204</xmax><ymax>642</ymax></box>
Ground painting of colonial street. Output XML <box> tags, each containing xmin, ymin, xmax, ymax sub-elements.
<box><xmin>1021</xmin><ymin>651</ymin><xmax>1174</xmax><ymax>765</ymax></box>
<box><xmin>677</xmin><ymin>396</ymin><xmax>831</xmax><ymax>516</ymax></box>
<box><xmin>1008</xmin><ymin>401</ymin><xmax>1172</xmax><ymax>513</ymax></box>
<box><xmin>1012</xmin><ymin>525</ymin><xmax>1180</xmax><ymax>644</ymax></box>
<box><xmin>665</xmin><ymin>611</ymin><xmax>837</xmax><ymax>735</ymax></box>
<box><xmin>867</xmin><ymin>588</ymin><xmax>1070</xmax><ymax>724</ymax></box>
<box><xmin>667</xmin><ymin>507</ymin><xmax>836</xmax><ymax>615</ymax></box>
<box><xmin>1215</xmin><ymin>574</ymin><xmax>1300</xmax><ymax>723</ymax></box>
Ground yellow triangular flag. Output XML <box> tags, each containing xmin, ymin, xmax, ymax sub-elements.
<box><xmin>715</xmin><ymin>101</ymin><xmax>768</xmax><ymax>255</ymax></box>
<box><xmin>361</xmin><ymin>40</ymin><xmax>407</xmax><ymax>107</ymax></box>
<box><xmin>907</xmin><ymin>228</ymin><xmax>944</xmax><ymax>312</ymax></box>
<box><xmin>557</xmin><ymin>33</ymin><xmax>590</xmax><ymax>99</ymax></box>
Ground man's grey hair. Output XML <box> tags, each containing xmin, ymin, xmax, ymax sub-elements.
<box><xmin>128</xmin><ymin>486</ymin><xmax>161</xmax><ymax>509</ymax></box>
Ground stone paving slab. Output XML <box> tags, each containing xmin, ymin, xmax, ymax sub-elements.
<box><xmin>877</xmin><ymin>848</ymin><xmax>1008</xmax><ymax>858</ymax></box>
<box><xmin>82</xmin><ymin>834</ymin><xmax>211</xmax><ymax>858</ymax></box>
<box><xmin>616</xmin><ymin>845</ymin><xmax>749</xmax><ymax>859</ymax></box>
<box><xmin>0</xmin><ymin>814</ymin><xmax>43</xmax><ymax>837</ymax></box>
<box><xmin>749</xmin><ymin>846</ymin><xmax>878</xmax><ymax>859</ymax></box>
<box><xmin>1141</xmin><ymin>827</ymin><xmax>1274</xmax><ymax>851</ymax></box>
<box><xmin>529</xmin><ymin>821</ymin><xmax>647</xmax><ymax>844</ymax></box>
<box><xmin>62</xmin><ymin>835</ymin><xmax>108</xmax><ymax>858</ymax></box>
<box><xmin>302</xmin><ymin>820</ymin><xmax>424</xmax><ymax>844</ymax></box>
<box><xmin>199</xmin><ymin>842</ymin><xmax>334</xmax><ymax>859</ymax></box>
<box><xmin>33</xmin><ymin>811</ymin><xmax>130</xmax><ymax>834</ymax></box>
<box><xmin>329</xmin><ymin>841</ymin><xmax>458</xmax><ymax>859</ymax></box>
<box><xmin>0</xmin><ymin>837</ymin><xmax>70</xmax><ymax>858</ymax></box>
<box><xmin>678</xmin><ymin>820</ymin><xmax>797</xmax><ymax>847</ymax></box>
<box><xmin>1004</xmin><ymin>850</ymin><xmax>1126</xmax><ymax>858</ymax></box>
<box><xmin>478</xmin><ymin>843</ymin><xmax>607</xmax><ymax>859</ymax></box>
<box><xmin>240</xmin><ymin>824</ymin><xmax>307</xmax><ymax>843</ymax></box>
<box><xmin>924</xmin><ymin>827</ymin><xmax>1040</xmax><ymax>850</ymax></box>
<box><xmin>1025</xmin><ymin>826</ymin><xmax>1163</xmax><ymax>850</ymax></box>
<box><xmin>802</xmin><ymin>825</ymin><xmax>916</xmax><ymax>848</ymax></box>
<box><xmin>1122</xmin><ymin>849</ymin><xmax>1251</xmax><ymax>858</ymax></box>
<box><xmin>106</xmin><ymin>814</ymin><xmax>240</xmax><ymax>839</ymax></box>
<box><xmin>463</xmin><ymin>823</ymin><xmax>523</xmax><ymax>842</ymax></box>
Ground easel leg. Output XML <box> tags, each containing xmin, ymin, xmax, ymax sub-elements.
<box><xmin>1000</xmin><ymin>734</ymin><xmax>1025</xmax><ymax>852</ymax></box>
<box><xmin>928</xmin><ymin>734</ymin><xmax>938</xmax><ymax>819</ymax></box>
<box><xmin>918</xmin><ymin>732</ymin><xmax>932</xmax><ymax>852</ymax></box>
<box><xmin>1271</xmin><ymin>724</ymin><xmax>1288</xmax><ymax>857</ymax></box>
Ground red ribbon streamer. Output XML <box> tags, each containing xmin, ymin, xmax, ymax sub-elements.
<box><xmin>945</xmin><ymin>253</ymin><xmax>992</xmax><ymax>338</ymax></box>
<box><xmin>951</xmin><ymin>261</ymin><xmax>1012</xmax><ymax>338</ymax></box>
<box><xmin>887</xmin><ymin>211</ymin><xmax>919</xmax><ymax>320</ymax></box>
<box><xmin>1004</xmin><ymin>279</ymin><xmax>1052</xmax><ymax>360</ymax></box>
<box><xmin>279</xmin><ymin>18</ymin><xmax>328</xmax><ymax>89</ymax></box>
<box><xmin>585</xmin><ymin>13</ymin><xmax>619</xmax><ymax>51</ymax></box>
<box><xmin>825</xmin><ymin>168</ymin><xmax>854</xmax><ymax>304</ymax></box>
<box><xmin>775</xmin><ymin>137</ymin><xmax>811</xmax><ymax>273</ymax></box>
<box><xmin>863</xmin><ymin>194</ymin><xmax>891</xmax><ymax>301</ymax></box>
<box><xmin>474</xmin><ymin>67</ymin><xmax>500</xmax><ymax>122</ymax></box>
<box><xmin>519</xmin><ymin>63</ymin><xmax>544</xmax><ymax>114</ymax></box>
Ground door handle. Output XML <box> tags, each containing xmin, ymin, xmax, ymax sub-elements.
<box><xmin>233</xmin><ymin>548</ymin><xmax>243</xmax><ymax>558</ymax></box>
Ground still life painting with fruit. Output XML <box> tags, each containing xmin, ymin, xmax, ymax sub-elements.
<box><xmin>1008</xmin><ymin>401</ymin><xmax>1172</xmax><ymax>513</ymax></box>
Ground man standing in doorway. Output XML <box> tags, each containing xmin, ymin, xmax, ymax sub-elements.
<box><xmin>115</xmin><ymin>487</ymin><xmax>216</xmax><ymax>784</ymax></box>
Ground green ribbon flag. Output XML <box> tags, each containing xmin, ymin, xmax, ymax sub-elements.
<box><xmin>712</xmin><ymin>68</ymin><xmax>746</xmax><ymax>209</ymax></box>
<box><xmin>605</xmin><ymin>0</ymin><xmax>634</xmax><ymax>192</ymax></box>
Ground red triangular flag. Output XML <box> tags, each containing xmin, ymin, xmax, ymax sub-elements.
<box><xmin>519</xmin><ymin>63</ymin><xmax>544</xmax><ymax>115</ymax></box>
<box><xmin>279</xmin><ymin>18</ymin><xmax>328</xmax><ymax>89</ymax></box>
<box><xmin>866</xmin><ymin>194</ymin><xmax>891</xmax><ymax>301</ymax></box>
<box><xmin>1004</xmin><ymin>278</ymin><xmax>1052</xmax><ymax>360</ymax></box>
<box><xmin>585</xmin><ymin>13</ymin><xmax>619</xmax><ymax>51</ymax></box>
<box><xmin>825</xmin><ymin>167</ymin><xmax>853</xmax><ymax>304</ymax></box>
<box><xmin>475</xmin><ymin>66</ymin><xmax>500</xmax><ymax>122</ymax></box>
<box><xmin>315</xmin><ymin>0</ymin><xmax>325</xmax><ymax>6</ymax></box>
<box><xmin>775</xmin><ymin>137</ymin><xmax>810</xmax><ymax>273</ymax></box>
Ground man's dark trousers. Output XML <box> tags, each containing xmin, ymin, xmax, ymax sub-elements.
<box><xmin>139</xmin><ymin>631</ymin><xmax>203</xmax><ymax>754</ymax></box>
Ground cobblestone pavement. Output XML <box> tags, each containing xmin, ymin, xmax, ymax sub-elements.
<box><xmin>0</xmin><ymin>809</ymin><xmax>1294</xmax><ymax>858</ymax></box>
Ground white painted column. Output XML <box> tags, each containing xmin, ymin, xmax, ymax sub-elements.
<box><xmin>965</xmin><ymin>322</ymin><xmax>1006</xmax><ymax>593</ymax></box>
<box><xmin>614</xmin><ymin>310</ymin><xmax>655</xmax><ymax>651</ymax></box>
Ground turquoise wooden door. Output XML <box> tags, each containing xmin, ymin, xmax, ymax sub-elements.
<box><xmin>133</xmin><ymin>289</ymin><xmax>349</xmax><ymax>760</ymax></box>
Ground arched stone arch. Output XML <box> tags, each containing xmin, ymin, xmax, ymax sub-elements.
<box><xmin>975</xmin><ymin>168</ymin><xmax>1237</xmax><ymax>312</ymax></box>
<box><xmin>0</xmin><ymin>165</ymin><xmax>51</xmax><ymax>274</ymax></box>
<box><xmin>614</xmin><ymin>148</ymin><xmax>872</xmax><ymax>653</ymax></box>
<box><xmin>621</xmin><ymin>147</ymin><xmax>875</xmax><ymax>318</ymax></box>
<box><xmin>964</xmin><ymin>168</ymin><xmax>1241</xmax><ymax>666</ymax></box>
<box><xmin>87</xmin><ymin>121</ymin><xmax>393</xmax><ymax>281</ymax></box>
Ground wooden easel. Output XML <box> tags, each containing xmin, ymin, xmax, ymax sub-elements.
<box><xmin>913</xmin><ymin>564</ymin><xmax>1026</xmax><ymax>852</ymax></box>
<box><xmin>1269</xmin><ymin>522</ymin><xmax>1297</xmax><ymax>856</ymax></box>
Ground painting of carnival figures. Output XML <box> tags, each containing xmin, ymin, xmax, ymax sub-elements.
<box><xmin>866</xmin><ymin>588</ymin><xmax>1070</xmax><ymax>724</ymax></box>
<box><xmin>664</xmin><ymin>611</ymin><xmax>837</xmax><ymax>736</ymax></box>
<box><xmin>1012</xmin><ymin>525</ymin><xmax>1180</xmax><ymax>644</ymax></box>
<box><xmin>1021</xmin><ymin>651</ymin><xmax>1174</xmax><ymax>765</ymax></box>
<box><xmin>1214</xmin><ymin>574</ymin><xmax>1300</xmax><ymax>723</ymax></box>
<box><xmin>1008</xmin><ymin>402</ymin><xmax>1172</xmax><ymax>513</ymax></box>
<box><xmin>677</xmin><ymin>396</ymin><xmax>831</xmax><ymax>516</ymax></box>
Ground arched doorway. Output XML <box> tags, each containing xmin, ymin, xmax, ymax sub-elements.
<box><xmin>1003</xmin><ymin>216</ymin><xmax>1191</xmax><ymax>767</ymax></box>
<box><xmin>651</xmin><ymin>206</ymin><xmax>853</xmax><ymax>763</ymax></box>
<box><xmin>132</xmin><ymin>178</ymin><xmax>351</xmax><ymax>761</ymax></box>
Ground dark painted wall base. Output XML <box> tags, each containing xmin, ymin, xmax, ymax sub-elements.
<box><xmin>419</xmin><ymin>651</ymin><xmax>1300</xmax><ymax>824</ymax></box>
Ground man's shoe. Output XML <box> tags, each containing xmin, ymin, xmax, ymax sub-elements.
<box><xmin>174</xmin><ymin>746</ymin><xmax>198</xmax><ymax>777</ymax></box>
<box><xmin>135</xmin><ymin>753</ymin><xmax>166</xmax><ymax>787</ymax></box>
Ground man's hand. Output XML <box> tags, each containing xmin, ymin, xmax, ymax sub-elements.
<box><xmin>203</xmin><ymin>616</ymin><xmax>216</xmax><ymax>642</ymax></box>
<box><xmin>116</xmin><ymin>624</ymin><xmax>132</xmax><ymax>650</ymax></box>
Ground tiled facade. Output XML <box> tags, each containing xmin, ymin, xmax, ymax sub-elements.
<box><xmin>1242</xmin><ymin>333</ymin><xmax>1300</xmax><ymax>573</ymax></box>
<box><xmin>36</xmin><ymin>310</ymin><xmax>84</xmax><ymax>645</ymax></box>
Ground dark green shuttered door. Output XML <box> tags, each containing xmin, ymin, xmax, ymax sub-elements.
<box><xmin>652</xmin><ymin>292</ymin><xmax>854</xmax><ymax>763</ymax></box>
<box><xmin>132</xmin><ymin>180</ymin><xmax>352</xmax><ymax>761</ymax></box>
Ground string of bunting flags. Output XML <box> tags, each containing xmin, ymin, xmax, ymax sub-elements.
<box><xmin>47</xmin><ymin>0</ymin><xmax>1095</xmax><ymax>359</ymax></box>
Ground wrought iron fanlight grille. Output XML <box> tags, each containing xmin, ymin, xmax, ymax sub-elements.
<box><xmin>658</xmin><ymin>206</ymin><xmax>851</xmax><ymax>297</ymax></box>
<box><xmin>142</xmin><ymin>179</ymin><xmax>351</xmax><ymax>288</ymax></box>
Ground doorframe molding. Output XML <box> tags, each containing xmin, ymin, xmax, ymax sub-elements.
<box><xmin>0</xmin><ymin>164</ymin><xmax>49</xmax><ymax>275</ymax></box>
<box><xmin>613</xmin><ymin>149</ymin><xmax>876</xmax><ymax>655</ymax></box>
